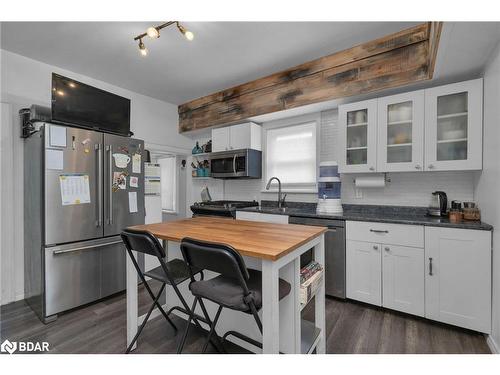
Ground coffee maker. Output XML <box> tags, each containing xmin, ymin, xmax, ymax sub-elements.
<box><xmin>427</xmin><ymin>191</ymin><xmax>448</xmax><ymax>217</ymax></box>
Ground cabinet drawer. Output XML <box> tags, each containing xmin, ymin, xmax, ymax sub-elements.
<box><xmin>346</xmin><ymin>220</ymin><xmax>423</xmax><ymax>248</ymax></box>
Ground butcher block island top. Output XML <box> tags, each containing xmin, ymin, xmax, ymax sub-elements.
<box><xmin>130</xmin><ymin>216</ymin><xmax>326</xmax><ymax>261</ymax></box>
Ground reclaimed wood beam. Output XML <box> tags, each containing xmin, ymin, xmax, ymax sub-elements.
<box><xmin>178</xmin><ymin>22</ymin><xmax>442</xmax><ymax>133</ymax></box>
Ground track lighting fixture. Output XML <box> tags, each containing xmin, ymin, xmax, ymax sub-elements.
<box><xmin>138</xmin><ymin>38</ymin><xmax>148</xmax><ymax>56</ymax></box>
<box><xmin>134</xmin><ymin>21</ymin><xmax>194</xmax><ymax>56</ymax></box>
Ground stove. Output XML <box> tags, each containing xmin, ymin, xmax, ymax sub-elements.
<box><xmin>190</xmin><ymin>200</ymin><xmax>259</xmax><ymax>218</ymax></box>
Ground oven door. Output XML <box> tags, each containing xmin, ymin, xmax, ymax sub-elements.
<box><xmin>210</xmin><ymin>150</ymin><xmax>248</xmax><ymax>178</ymax></box>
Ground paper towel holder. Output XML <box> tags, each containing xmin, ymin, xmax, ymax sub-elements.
<box><xmin>352</xmin><ymin>173</ymin><xmax>391</xmax><ymax>184</ymax></box>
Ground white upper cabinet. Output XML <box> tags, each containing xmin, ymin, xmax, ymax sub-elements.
<box><xmin>339</xmin><ymin>99</ymin><xmax>378</xmax><ymax>173</ymax></box>
<box><xmin>424</xmin><ymin>79</ymin><xmax>483</xmax><ymax>171</ymax></box>
<box><xmin>339</xmin><ymin>79</ymin><xmax>483</xmax><ymax>173</ymax></box>
<box><xmin>377</xmin><ymin>90</ymin><xmax>425</xmax><ymax>172</ymax></box>
<box><xmin>212</xmin><ymin>122</ymin><xmax>262</xmax><ymax>152</ymax></box>
<box><xmin>212</xmin><ymin>127</ymin><xmax>231</xmax><ymax>152</ymax></box>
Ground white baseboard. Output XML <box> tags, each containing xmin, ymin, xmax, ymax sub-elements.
<box><xmin>487</xmin><ymin>335</ymin><xmax>499</xmax><ymax>354</ymax></box>
<box><xmin>0</xmin><ymin>293</ymin><xmax>24</xmax><ymax>307</ymax></box>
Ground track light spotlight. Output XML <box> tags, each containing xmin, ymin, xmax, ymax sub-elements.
<box><xmin>138</xmin><ymin>39</ymin><xmax>148</xmax><ymax>56</ymax></box>
<box><xmin>146</xmin><ymin>26</ymin><xmax>160</xmax><ymax>39</ymax></box>
<box><xmin>176</xmin><ymin>22</ymin><xmax>194</xmax><ymax>41</ymax></box>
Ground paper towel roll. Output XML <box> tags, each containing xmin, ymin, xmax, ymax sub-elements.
<box><xmin>355</xmin><ymin>175</ymin><xmax>385</xmax><ymax>188</ymax></box>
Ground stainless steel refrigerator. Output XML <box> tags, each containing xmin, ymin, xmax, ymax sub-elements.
<box><xmin>24</xmin><ymin>122</ymin><xmax>145</xmax><ymax>322</ymax></box>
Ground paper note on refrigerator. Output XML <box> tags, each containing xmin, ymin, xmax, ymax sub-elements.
<box><xmin>128</xmin><ymin>191</ymin><xmax>138</xmax><ymax>213</ymax></box>
<box><xmin>132</xmin><ymin>153</ymin><xmax>141</xmax><ymax>174</ymax></box>
<box><xmin>49</xmin><ymin>125</ymin><xmax>67</xmax><ymax>147</ymax></box>
<box><xmin>46</xmin><ymin>149</ymin><xmax>64</xmax><ymax>170</ymax></box>
<box><xmin>130</xmin><ymin>176</ymin><xmax>138</xmax><ymax>188</ymax></box>
<box><xmin>59</xmin><ymin>174</ymin><xmax>91</xmax><ymax>205</ymax></box>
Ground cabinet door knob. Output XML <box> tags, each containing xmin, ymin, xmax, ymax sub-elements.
<box><xmin>428</xmin><ymin>164</ymin><xmax>435</xmax><ymax>169</ymax></box>
<box><xmin>369</xmin><ymin>166</ymin><xmax>375</xmax><ymax>171</ymax></box>
<box><xmin>384</xmin><ymin>247</ymin><xmax>390</xmax><ymax>251</ymax></box>
<box><xmin>415</xmin><ymin>164</ymin><xmax>421</xmax><ymax>170</ymax></box>
<box><xmin>373</xmin><ymin>245</ymin><xmax>378</xmax><ymax>250</ymax></box>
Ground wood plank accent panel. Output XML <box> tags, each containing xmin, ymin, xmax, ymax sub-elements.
<box><xmin>130</xmin><ymin>216</ymin><xmax>326</xmax><ymax>261</ymax></box>
<box><xmin>178</xmin><ymin>22</ymin><xmax>443</xmax><ymax>133</ymax></box>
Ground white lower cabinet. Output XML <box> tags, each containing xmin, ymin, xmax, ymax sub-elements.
<box><xmin>425</xmin><ymin>227</ymin><xmax>491</xmax><ymax>333</ymax></box>
<box><xmin>382</xmin><ymin>244</ymin><xmax>424</xmax><ymax>317</ymax></box>
<box><xmin>346</xmin><ymin>221</ymin><xmax>424</xmax><ymax>311</ymax></box>
<box><xmin>346</xmin><ymin>240</ymin><xmax>382</xmax><ymax>305</ymax></box>
<box><xmin>346</xmin><ymin>221</ymin><xmax>492</xmax><ymax>333</ymax></box>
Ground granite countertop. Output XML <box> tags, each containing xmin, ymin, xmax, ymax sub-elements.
<box><xmin>238</xmin><ymin>201</ymin><xmax>493</xmax><ymax>231</ymax></box>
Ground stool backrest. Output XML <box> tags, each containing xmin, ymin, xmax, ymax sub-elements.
<box><xmin>180</xmin><ymin>237</ymin><xmax>250</xmax><ymax>288</ymax></box>
<box><xmin>121</xmin><ymin>228</ymin><xmax>165</xmax><ymax>259</ymax></box>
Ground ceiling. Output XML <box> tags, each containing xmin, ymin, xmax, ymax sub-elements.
<box><xmin>0</xmin><ymin>22</ymin><xmax>420</xmax><ymax>104</ymax></box>
<box><xmin>1</xmin><ymin>22</ymin><xmax>500</xmax><ymax>107</ymax></box>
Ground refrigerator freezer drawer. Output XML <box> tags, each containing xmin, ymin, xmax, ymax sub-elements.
<box><xmin>45</xmin><ymin>236</ymin><xmax>126</xmax><ymax>316</ymax></box>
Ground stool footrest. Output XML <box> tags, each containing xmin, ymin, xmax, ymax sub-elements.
<box><xmin>167</xmin><ymin>305</ymin><xmax>212</xmax><ymax>326</ymax></box>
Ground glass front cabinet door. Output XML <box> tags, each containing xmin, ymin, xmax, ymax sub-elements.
<box><xmin>339</xmin><ymin>99</ymin><xmax>378</xmax><ymax>173</ymax></box>
<box><xmin>424</xmin><ymin>79</ymin><xmax>483</xmax><ymax>171</ymax></box>
<box><xmin>377</xmin><ymin>91</ymin><xmax>425</xmax><ymax>172</ymax></box>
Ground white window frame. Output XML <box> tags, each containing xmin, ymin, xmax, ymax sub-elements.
<box><xmin>262</xmin><ymin>113</ymin><xmax>320</xmax><ymax>194</ymax></box>
<box><xmin>152</xmin><ymin>152</ymin><xmax>178</xmax><ymax>214</ymax></box>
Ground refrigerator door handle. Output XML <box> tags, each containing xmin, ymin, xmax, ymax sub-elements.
<box><xmin>96</xmin><ymin>143</ymin><xmax>103</xmax><ymax>227</ymax></box>
<box><xmin>52</xmin><ymin>240</ymin><xmax>123</xmax><ymax>255</ymax></box>
<box><xmin>106</xmin><ymin>145</ymin><xmax>113</xmax><ymax>225</ymax></box>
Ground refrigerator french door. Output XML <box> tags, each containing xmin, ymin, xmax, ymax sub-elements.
<box><xmin>103</xmin><ymin>133</ymin><xmax>145</xmax><ymax>236</ymax></box>
<box><xmin>44</xmin><ymin>126</ymin><xmax>103</xmax><ymax>245</ymax></box>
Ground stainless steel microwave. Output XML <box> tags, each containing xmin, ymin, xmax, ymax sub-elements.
<box><xmin>210</xmin><ymin>149</ymin><xmax>262</xmax><ymax>179</ymax></box>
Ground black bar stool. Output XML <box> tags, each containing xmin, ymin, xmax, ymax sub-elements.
<box><xmin>120</xmin><ymin>228</ymin><xmax>225</xmax><ymax>354</ymax></box>
<box><xmin>180</xmin><ymin>237</ymin><xmax>292</xmax><ymax>353</ymax></box>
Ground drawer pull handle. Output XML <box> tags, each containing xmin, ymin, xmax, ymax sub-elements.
<box><xmin>53</xmin><ymin>240</ymin><xmax>123</xmax><ymax>255</ymax></box>
<box><xmin>373</xmin><ymin>245</ymin><xmax>378</xmax><ymax>250</ymax></box>
<box><xmin>429</xmin><ymin>257</ymin><xmax>433</xmax><ymax>276</ymax></box>
<box><xmin>384</xmin><ymin>247</ymin><xmax>390</xmax><ymax>252</ymax></box>
<box><xmin>370</xmin><ymin>229</ymin><xmax>389</xmax><ymax>233</ymax></box>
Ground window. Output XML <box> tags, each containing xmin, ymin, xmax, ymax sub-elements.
<box><xmin>158</xmin><ymin>156</ymin><xmax>177</xmax><ymax>212</ymax></box>
<box><xmin>265</xmin><ymin>121</ymin><xmax>317</xmax><ymax>190</ymax></box>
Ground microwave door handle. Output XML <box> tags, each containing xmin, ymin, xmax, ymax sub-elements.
<box><xmin>233</xmin><ymin>155</ymin><xmax>237</xmax><ymax>174</ymax></box>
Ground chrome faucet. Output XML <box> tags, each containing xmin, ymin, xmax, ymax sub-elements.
<box><xmin>265</xmin><ymin>176</ymin><xmax>286</xmax><ymax>208</ymax></box>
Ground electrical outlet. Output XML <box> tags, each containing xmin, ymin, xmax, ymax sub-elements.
<box><xmin>355</xmin><ymin>188</ymin><xmax>363</xmax><ymax>199</ymax></box>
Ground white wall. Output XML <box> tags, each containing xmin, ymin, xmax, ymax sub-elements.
<box><xmin>474</xmin><ymin>41</ymin><xmax>500</xmax><ymax>353</ymax></box>
<box><xmin>0</xmin><ymin>49</ymin><xmax>192</xmax><ymax>305</ymax></box>
<box><xmin>188</xmin><ymin>109</ymin><xmax>475</xmax><ymax>208</ymax></box>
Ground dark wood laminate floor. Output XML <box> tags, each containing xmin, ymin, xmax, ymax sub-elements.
<box><xmin>0</xmin><ymin>281</ymin><xmax>490</xmax><ymax>354</ymax></box>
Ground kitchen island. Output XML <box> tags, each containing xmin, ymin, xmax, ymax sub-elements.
<box><xmin>127</xmin><ymin>217</ymin><xmax>326</xmax><ymax>354</ymax></box>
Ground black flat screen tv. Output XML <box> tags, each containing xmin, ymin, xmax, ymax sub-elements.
<box><xmin>51</xmin><ymin>73</ymin><xmax>131</xmax><ymax>136</ymax></box>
